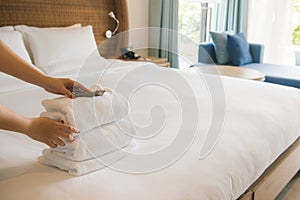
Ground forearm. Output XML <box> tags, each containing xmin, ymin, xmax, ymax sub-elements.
<box><xmin>0</xmin><ymin>104</ymin><xmax>78</xmax><ymax>147</ymax></box>
<box><xmin>0</xmin><ymin>105</ymin><xmax>31</xmax><ymax>134</ymax></box>
<box><xmin>0</xmin><ymin>40</ymin><xmax>89</xmax><ymax>98</ymax></box>
<box><xmin>0</xmin><ymin>40</ymin><xmax>49</xmax><ymax>88</ymax></box>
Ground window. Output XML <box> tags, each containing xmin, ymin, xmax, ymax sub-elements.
<box><xmin>178</xmin><ymin>0</ymin><xmax>218</xmax><ymax>68</ymax></box>
<box><xmin>292</xmin><ymin>0</ymin><xmax>300</xmax><ymax>46</ymax></box>
<box><xmin>293</xmin><ymin>0</ymin><xmax>300</xmax><ymax>65</ymax></box>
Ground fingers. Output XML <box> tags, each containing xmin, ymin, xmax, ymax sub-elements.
<box><xmin>45</xmin><ymin>131</ymin><xmax>72</xmax><ymax>148</ymax></box>
<box><xmin>63</xmin><ymin>88</ymin><xmax>75</xmax><ymax>99</ymax></box>
<box><xmin>46</xmin><ymin>129</ymin><xmax>74</xmax><ymax>148</ymax></box>
<box><xmin>47</xmin><ymin>141</ymin><xmax>58</xmax><ymax>148</ymax></box>
<box><xmin>53</xmin><ymin>137</ymin><xmax>66</xmax><ymax>147</ymax></box>
<box><xmin>46</xmin><ymin>138</ymin><xmax>65</xmax><ymax>148</ymax></box>
<box><xmin>63</xmin><ymin>78</ymin><xmax>91</xmax><ymax>99</ymax></box>
<box><xmin>73</xmin><ymin>82</ymin><xmax>92</xmax><ymax>93</ymax></box>
<box><xmin>55</xmin><ymin>121</ymin><xmax>79</xmax><ymax>142</ymax></box>
<box><xmin>50</xmin><ymin>120</ymin><xmax>79</xmax><ymax>147</ymax></box>
<box><xmin>59</xmin><ymin>123</ymin><xmax>80</xmax><ymax>134</ymax></box>
<box><xmin>57</xmin><ymin>129</ymin><xmax>75</xmax><ymax>142</ymax></box>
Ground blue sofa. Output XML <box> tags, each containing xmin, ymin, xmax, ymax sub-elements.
<box><xmin>193</xmin><ymin>42</ymin><xmax>300</xmax><ymax>89</ymax></box>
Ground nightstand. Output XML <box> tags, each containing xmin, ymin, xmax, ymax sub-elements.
<box><xmin>119</xmin><ymin>56</ymin><xmax>170</xmax><ymax>67</ymax></box>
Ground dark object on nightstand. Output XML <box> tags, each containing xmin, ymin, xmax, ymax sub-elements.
<box><xmin>120</xmin><ymin>47</ymin><xmax>141</xmax><ymax>60</ymax></box>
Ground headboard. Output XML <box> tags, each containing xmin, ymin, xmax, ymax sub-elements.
<box><xmin>0</xmin><ymin>0</ymin><xmax>129</xmax><ymax>58</ymax></box>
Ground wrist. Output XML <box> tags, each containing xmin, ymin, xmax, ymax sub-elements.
<box><xmin>22</xmin><ymin>117</ymin><xmax>34</xmax><ymax>136</ymax></box>
<box><xmin>39</xmin><ymin>75</ymin><xmax>53</xmax><ymax>89</ymax></box>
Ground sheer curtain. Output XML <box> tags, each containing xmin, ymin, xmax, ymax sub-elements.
<box><xmin>248</xmin><ymin>0</ymin><xmax>294</xmax><ymax>65</ymax></box>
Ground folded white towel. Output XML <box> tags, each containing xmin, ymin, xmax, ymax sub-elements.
<box><xmin>41</xmin><ymin>89</ymin><xmax>128</xmax><ymax>133</ymax></box>
<box><xmin>50</xmin><ymin>119</ymin><xmax>135</xmax><ymax>161</ymax></box>
<box><xmin>38</xmin><ymin>148</ymin><xmax>127</xmax><ymax>176</ymax></box>
<box><xmin>39</xmin><ymin>88</ymin><xmax>134</xmax><ymax>175</ymax></box>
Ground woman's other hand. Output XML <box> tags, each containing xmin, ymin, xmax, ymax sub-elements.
<box><xmin>24</xmin><ymin>117</ymin><xmax>80</xmax><ymax>148</ymax></box>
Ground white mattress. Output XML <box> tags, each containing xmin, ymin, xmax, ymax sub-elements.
<box><xmin>0</xmin><ymin>58</ymin><xmax>300</xmax><ymax>200</ymax></box>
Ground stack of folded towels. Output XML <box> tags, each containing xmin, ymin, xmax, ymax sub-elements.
<box><xmin>38</xmin><ymin>88</ymin><xmax>135</xmax><ymax>176</ymax></box>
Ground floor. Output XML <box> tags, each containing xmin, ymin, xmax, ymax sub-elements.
<box><xmin>276</xmin><ymin>172</ymin><xmax>300</xmax><ymax>200</ymax></box>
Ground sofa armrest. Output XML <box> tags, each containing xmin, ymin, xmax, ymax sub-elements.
<box><xmin>198</xmin><ymin>42</ymin><xmax>217</xmax><ymax>64</ymax></box>
<box><xmin>249</xmin><ymin>43</ymin><xmax>264</xmax><ymax>63</ymax></box>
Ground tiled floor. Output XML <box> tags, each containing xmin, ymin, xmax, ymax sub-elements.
<box><xmin>276</xmin><ymin>172</ymin><xmax>300</xmax><ymax>200</ymax></box>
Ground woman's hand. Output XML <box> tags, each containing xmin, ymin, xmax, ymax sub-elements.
<box><xmin>42</xmin><ymin>76</ymin><xmax>91</xmax><ymax>99</ymax></box>
<box><xmin>25</xmin><ymin>117</ymin><xmax>80</xmax><ymax>148</ymax></box>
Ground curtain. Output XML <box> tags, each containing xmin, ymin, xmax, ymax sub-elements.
<box><xmin>149</xmin><ymin>0</ymin><xmax>179</xmax><ymax>68</ymax></box>
<box><xmin>247</xmin><ymin>0</ymin><xmax>294</xmax><ymax>65</ymax></box>
<box><xmin>215</xmin><ymin>0</ymin><xmax>249</xmax><ymax>34</ymax></box>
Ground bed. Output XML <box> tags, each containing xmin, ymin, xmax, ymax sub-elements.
<box><xmin>0</xmin><ymin>1</ymin><xmax>300</xmax><ymax>200</ymax></box>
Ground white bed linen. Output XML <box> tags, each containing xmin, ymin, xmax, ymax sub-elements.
<box><xmin>0</xmin><ymin>65</ymin><xmax>44</xmax><ymax>94</ymax></box>
<box><xmin>0</xmin><ymin>73</ymin><xmax>33</xmax><ymax>93</ymax></box>
<box><xmin>0</xmin><ymin>58</ymin><xmax>300</xmax><ymax>200</ymax></box>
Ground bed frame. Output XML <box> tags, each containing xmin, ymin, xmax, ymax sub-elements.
<box><xmin>0</xmin><ymin>0</ymin><xmax>299</xmax><ymax>199</ymax></box>
<box><xmin>238</xmin><ymin>137</ymin><xmax>299</xmax><ymax>200</ymax></box>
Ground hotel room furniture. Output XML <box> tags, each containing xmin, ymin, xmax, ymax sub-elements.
<box><xmin>194</xmin><ymin>65</ymin><xmax>265</xmax><ymax>81</ymax></box>
<box><xmin>120</xmin><ymin>56</ymin><xmax>170</xmax><ymax>67</ymax></box>
<box><xmin>0</xmin><ymin>1</ymin><xmax>299</xmax><ymax>200</ymax></box>
<box><xmin>197</xmin><ymin>42</ymin><xmax>300</xmax><ymax>89</ymax></box>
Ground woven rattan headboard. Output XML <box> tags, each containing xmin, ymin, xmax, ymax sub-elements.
<box><xmin>0</xmin><ymin>0</ymin><xmax>129</xmax><ymax>58</ymax></box>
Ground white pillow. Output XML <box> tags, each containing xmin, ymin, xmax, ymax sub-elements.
<box><xmin>22</xmin><ymin>26</ymin><xmax>98</xmax><ymax>74</ymax></box>
<box><xmin>0</xmin><ymin>26</ymin><xmax>14</xmax><ymax>31</ymax></box>
<box><xmin>0</xmin><ymin>30</ymin><xmax>32</xmax><ymax>63</ymax></box>
<box><xmin>14</xmin><ymin>24</ymin><xmax>81</xmax><ymax>31</ymax></box>
<box><xmin>15</xmin><ymin>24</ymin><xmax>82</xmax><ymax>58</ymax></box>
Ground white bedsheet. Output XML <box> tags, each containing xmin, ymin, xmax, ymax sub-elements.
<box><xmin>0</xmin><ymin>58</ymin><xmax>300</xmax><ymax>200</ymax></box>
<box><xmin>0</xmin><ymin>73</ymin><xmax>33</xmax><ymax>93</ymax></box>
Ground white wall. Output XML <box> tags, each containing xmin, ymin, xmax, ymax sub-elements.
<box><xmin>127</xmin><ymin>0</ymin><xmax>149</xmax><ymax>55</ymax></box>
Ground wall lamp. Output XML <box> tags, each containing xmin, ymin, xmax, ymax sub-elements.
<box><xmin>105</xmin><ymin>11</ymin><xmax>120</xmax><ymax>39</ymax></box>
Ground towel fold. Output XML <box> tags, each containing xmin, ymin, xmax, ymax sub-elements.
<box><xmin>41</xmin><ymin>89</ymin><xmax>128</xmax><ymax>133</ymax></box>
<box><xmin>50</xmin><ymin>119</ymin><xmax>135</xmax><ymax>161</ymax></box>
<box><xmin>38</xmin><ymin>148</ymin><xmax>127</xmax><ymax>176</ymax></box>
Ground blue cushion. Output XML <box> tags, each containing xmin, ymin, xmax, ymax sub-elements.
<box><xmin>227</xmin><ymin>32</ymin><xmax>253</xmax><ymax>66</ymax></box>
<box><xmin>209</xmin><ymin>31</ymin><xmax>230</xmax><ymax>65</ymax></box>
